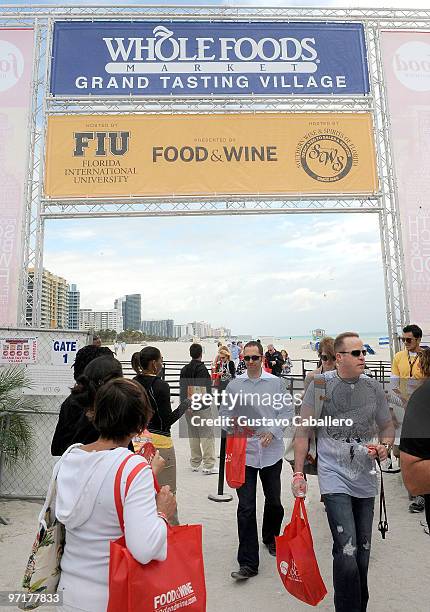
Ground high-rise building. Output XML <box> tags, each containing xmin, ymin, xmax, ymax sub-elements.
<box><xmin>115</xmin><ymin>294</ymin><xmax>141</xmax><ymax>331</ymax></box>
<box><xmin>68</xmin><ymin>283</ymin><xmax>80</xmax><ymax>329</ymax></box>
<box><xmin>79</xmin><ymin>308</ymin><xmax>123</xmax><ymax>333</ymax></box>
<box><xmin>173</xmin><ymin>324</ymin><xmax>189</xmax><ymax>338</ymax></box>
<box><xmin>191</xmin><ymin>321</ymin><xmax>212</xmax><ymax>338</ymax></box>
<box><xmin>27</xmin><ymin>268</ymin><xmax>69</xmax><ymax>329</ymax></box>
<box><xmin>142</xmin><ymin>319</ymin><xmax>174</xmax><ymax>338</ymax></box>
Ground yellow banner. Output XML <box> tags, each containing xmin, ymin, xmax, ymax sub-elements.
<box><xmin>44</xmin><ymin>113</ymin><xmax>378</xmax><ymax>198</ymax></box>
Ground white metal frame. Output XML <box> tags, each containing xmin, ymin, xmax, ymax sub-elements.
<box><xmin>2</xmin><ymin>5</ymin><xmax>429</xmax><ymax>353</ymax></box>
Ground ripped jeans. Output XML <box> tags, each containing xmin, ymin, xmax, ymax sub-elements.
<box><xmin>322</xmin><ymin>494</ymin><xmax>375</xmax><ymax>612</ymax></box>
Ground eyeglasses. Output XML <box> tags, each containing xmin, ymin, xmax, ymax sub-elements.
<box><xmin>400</xmin><ymin>337</ymin><xmax>414</xmax><ymax>344</ymax></box>
<box><xmin>320</xmin><ymin>354</ymin><xmax>333</xmax><ymax>362</ymax></box>
<box><xmin>339</xmin><ymin>350</ymin><xmax>367</xmax><ymax>357</ymax></box>
<box><xmin>244</xmin><ymin>355</ymin><xmax>261</xmax><ymax>362</ymax></box>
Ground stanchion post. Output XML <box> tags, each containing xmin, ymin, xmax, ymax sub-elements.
<box><xmin>208</xmin><ymin>429</ymin><xmax>232</xmax><ymax>502</ymax></box>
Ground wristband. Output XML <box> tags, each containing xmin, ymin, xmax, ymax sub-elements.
<box><xmin>292</xmin><ymin>472</ymin><xmax>304</xmax><ymax>478</ymax></box>
<box><xmin>157</xmin><ymin>511</ymin><xmax>168</xmax><ymax>524</ymax></box>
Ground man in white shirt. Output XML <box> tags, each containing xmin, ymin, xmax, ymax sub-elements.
<box><xmin>220</xmin><ymin>341</ymin><xmax>293</xmax><ymax>581</ymax></box>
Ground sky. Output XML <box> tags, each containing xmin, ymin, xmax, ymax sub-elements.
<box><xmin>10</xmin><ymin>0</ymin><xmax>420</xmax><ymax>336</ymax></box>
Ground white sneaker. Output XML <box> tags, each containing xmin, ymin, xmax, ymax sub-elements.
<box><xmin>202</xmin><ymin>467</ymin><xmax>218</xmax><ymax>475</ymax></box>
<box><xmin>191</xmin><ymin>466</ymin><xmax>200</xmax><ymax>472</ymax></box>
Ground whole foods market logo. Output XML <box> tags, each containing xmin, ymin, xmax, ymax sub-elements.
<box><xmin>103</xmin><ymin>25</ymin><xmax>319</xmax><ymax>73</ymax></box>
<box><xmin>0</xmin><ymin>40</ymin><xmax>24</xmax><ymax>92</ymax></box>
<box><xmin>393</xmin><ymin>41</ymin><xmax>430</xmax><ymax>92</ymax></box>
<box><xmin>296</xmin><ymin>131</ymin><xmax>357</xmax><ymax>183</ymax></box>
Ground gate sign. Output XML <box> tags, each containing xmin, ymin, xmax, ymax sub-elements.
<box><xmin>51</xmin><ymin>338</ymin><xmax>78</xmax><ymax>365</ymax></box>
<box><xmin>50</xmin><ymin>21</ymin><xmax>370</xmax><ymax>96</ymax></box>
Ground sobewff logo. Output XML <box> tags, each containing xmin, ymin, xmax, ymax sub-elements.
<box><xmin>0</xmin><ymin>40</ymin><xmax>24</xmax><ymax>92</ymax></box>
<box><xmin>393</xmin><ymin>41</ymin><xmax>430</xmax><ymax>92</ymax></box>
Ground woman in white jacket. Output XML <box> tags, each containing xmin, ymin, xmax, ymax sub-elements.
<box><xmin>55</xmin><ymin>377</ymin><xmax>176</xmax><ymax>612</ymax></box>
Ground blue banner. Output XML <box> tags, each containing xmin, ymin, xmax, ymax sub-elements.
<box><xmin>50</xmin><ymin>21</ymin><xmax>370</xmax><ymax>96</ymax></box>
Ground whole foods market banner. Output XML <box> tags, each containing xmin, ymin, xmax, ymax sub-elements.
<box><xmin>50</xmin><ymin>21</ymin><xmax>370</xmax><ymax>96</ymax></box>
<box><xmin>44</xmin><ymin>113</ymin><xmax>378</xmax><ymax>198</ymax></box>
<box><xmin>0</xmin><ymin>29</ymin><xmax>33</xmax><ymax>326</ymax></box>
<box><xmin>381</xmin><ymin>31</ymin><xmax>430</xmax><ymax>333</ymax></box>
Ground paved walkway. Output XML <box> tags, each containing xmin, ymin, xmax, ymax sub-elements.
<box><xmin>0</xmin><ymin>422</ymin><xmax>429</xmax><ymax>611</ymax></box>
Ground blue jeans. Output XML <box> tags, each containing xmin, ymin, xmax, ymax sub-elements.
<box><xmin>322</xmin><ymin>494</ymin><xmax>375</xmax><ymax>612</ymax></box>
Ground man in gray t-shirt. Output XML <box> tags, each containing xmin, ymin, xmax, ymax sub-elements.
<box><xmin>303</xmin><ymin>368</ymin><xmax>390</xmax><ymax>498</ymax></box>
<box><xmin>293</xmin><ymin>332</ymin><xmax>394</xmax><ymax>612</ymax></box>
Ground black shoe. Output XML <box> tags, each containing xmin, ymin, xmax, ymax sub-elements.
<box><xmin>231</xmin><ymin>566</ymin><xmax>258</xmax><ymax>581</ymax></box>
<box><xmin>409</xmin><ymin>496</ymin><xmax>425</xmax><ymax>513</ymax></box>
<box><xmin>265</xmin><ymin>541</ymin><xmax>276</xmax><ymax>557</ymax></box>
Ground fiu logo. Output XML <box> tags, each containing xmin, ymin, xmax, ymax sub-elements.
<box><xmin>297</xmin><ymin>133</ymin><xmax>354</xmax><ymax>183</ymax></box>
<box><xmin>73</xmin><ymin>131</ymin><xmax>130</xmax><ymax>156</ymax></box>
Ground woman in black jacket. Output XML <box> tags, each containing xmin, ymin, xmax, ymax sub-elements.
<box><xmin>132</xmin><ymin>346</ymin><xmax>190</xmax><ymax>525</ymax></box>
<box><xmin>51</xmin><ymin>356</ymin><xmax>123</xmax><ymax>456</ymax></box>
<box><xmin>212</xmin><ymin>346</ymin><xmax>236</xmax><ymax>392</ymax></box>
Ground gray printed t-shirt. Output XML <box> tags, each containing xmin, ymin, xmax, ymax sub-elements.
<box><xmin>302</xmin><ymin>370</ymin><xmax>391</xmax><ymax>497</ymax></box>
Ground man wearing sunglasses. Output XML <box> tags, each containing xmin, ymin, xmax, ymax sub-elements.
<box><xmin>220</xmin><ymin>340</ymin><xmax>293</xmax><ymax>581</ymax></box>
<box><xmin>293</xmin><ymin>332</ymin><xmax>394</xmax><ymax>612</ymax></box>
<box><xmin>391</xmin><ymin>324</ymin><xmax>425</xmax><ymax>513</ymax></box>
<box><xmin>392</xmin><ymin>324</ymin><xmax>424</xmax><ymax>383</ymax></box>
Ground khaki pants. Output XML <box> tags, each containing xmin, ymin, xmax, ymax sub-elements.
<box><xmin>156</xmin><ymin>445</ymin><xmax>179</xmax><ymax>526</ymax></box>
<box><xmin>185</xmin><ymin>408</ymin><xmax>216</xmax><ymax>470</ymax></box>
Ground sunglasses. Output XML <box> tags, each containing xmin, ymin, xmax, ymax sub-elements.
<box><xmin>244</xmin><ymin>355</ymin><xmax>261</xmax><ymax>362</ymax></box>
<box><xmin>339</xmin><ymin>349</ymin><xmax>367</xmax><ymax>357</ymax></box>
<box><xmin>319</xmin><ymin>354</ymin><xmax>333</xmax><ymax>362</ymax></box>
<box><xmin>400</xmin><ymin>337</ymin><xmax>414</xmax><ymax>343</ymax></box>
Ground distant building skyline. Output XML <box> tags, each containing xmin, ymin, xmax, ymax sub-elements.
<box><xmin>27</xmin><ymin>268</ymin><xmax>69</xmax><ymax>329</ymax></box>
<box><xmin>79</xmin><ymin>307</ymin><xmax>123</xmax><ymax>334</ymax></box>
<box><xmin>68</xmin><ymin>283</ymin><xmax>80</xmax><ymax>330</ymax></box>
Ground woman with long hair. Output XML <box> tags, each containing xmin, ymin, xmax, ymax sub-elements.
<box><xmin>303</xmin><ymin>337</ymin><xmax>336</xmax><ymax>394</ymax></box>
<box><xmin>51</xmin><ymin>356</ymin><xmax>123</xmax><ymax>456</ymax></box>
<box><xmin>281</xmin><ymin>349</ymin><xmax>293</xmax><ymax>375</ymax></box>
<box><xmin>132</xmin><ymin>347</ymin><xmax>190</xmax><ymax>525</ymax></box>
<box><xmin>212</xmin><ymin>345</ymin><xmax>236</xmax><ymax>391</ymax></box>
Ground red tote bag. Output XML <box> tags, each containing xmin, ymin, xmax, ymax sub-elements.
<box><xmin>275</xmin><ymin>498</ymin><xmax>327</xmax><ymax>607</ymax></box>
<box><xmin>225</xmin><ymin>428</ymin><xmax>247</xmax><ymax>489</ymax></box>
<box><xmin>108</xmin><ymin>455</ymin><xmax>207</xmax><ymax>612</ymax></box>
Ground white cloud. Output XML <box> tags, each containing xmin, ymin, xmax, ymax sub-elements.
<box><xmin>44</xmin><ymin>210</ymin><xmax>388</xmax><ymax>336</ymax></box>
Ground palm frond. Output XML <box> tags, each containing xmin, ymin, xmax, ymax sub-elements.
<box><xmin>0</xmin><ymin>366</ymin><xmax>39</xmax><ymax>467</ymax></box>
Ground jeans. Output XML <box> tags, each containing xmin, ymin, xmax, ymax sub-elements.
<box><xmin>236</xmin><ymin>459</ymin><xmax>284</xmax><ymax>571</ymax></box>
<box><xmin>322</xmin><ymin>494</ymin><xmax>375</xmax><ymax>612</ymax></box>
<box><xmin>425</xmin><ymin>494</ymin><xmax>430</xmax><ymax>527</ymax></box>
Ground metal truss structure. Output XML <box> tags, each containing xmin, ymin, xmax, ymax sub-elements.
<box><xmin>2</xmin><ymin>5</ymin><xmax>429</xmax><ymax>353</ymax></box>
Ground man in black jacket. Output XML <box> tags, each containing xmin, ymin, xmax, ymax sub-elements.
<box><xmin>180</xmin><ymin>343</ymin><xmax>217</xmax><ymax>474</ymax></box>
<box><xmin>265</xmin><ymin>344</ymin><xmax>285</xmax><ymax>377</ymax></box>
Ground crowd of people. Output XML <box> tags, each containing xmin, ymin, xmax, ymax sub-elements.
<box><xmin>41</xmin><ymin>325</ymin><xmax>430</xmax><ymax>611</ymax></box>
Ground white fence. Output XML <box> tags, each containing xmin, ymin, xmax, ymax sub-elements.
<box><xmin>0</xmin><ymin>327</ymin><xmax>90</xmax><ymax>499</ymax></box>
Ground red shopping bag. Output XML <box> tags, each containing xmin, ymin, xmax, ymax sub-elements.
<box><xmin>225</xmin><ymin>429</ymin><xmax>247</xmax><ymax>489</ymax></box>
<box><xmin>263</xmin><ymin>358</ymin><xmax>272</xmax><ymax>374</ymax></box>
<box><xmin>275</xmin><ymin>498</ymin><xmax>327</xmax><ymax>606</ymax></box>
<box><xmin>108</xmin><ymin>455</ymin><xmax>206</xmax><ymax>612</ymax></box>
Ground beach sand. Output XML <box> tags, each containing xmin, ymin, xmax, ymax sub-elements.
<box><xmin>112</xmin><ymin>334</ymin><xmax>392</xmax><ymax>372</ymax></box>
